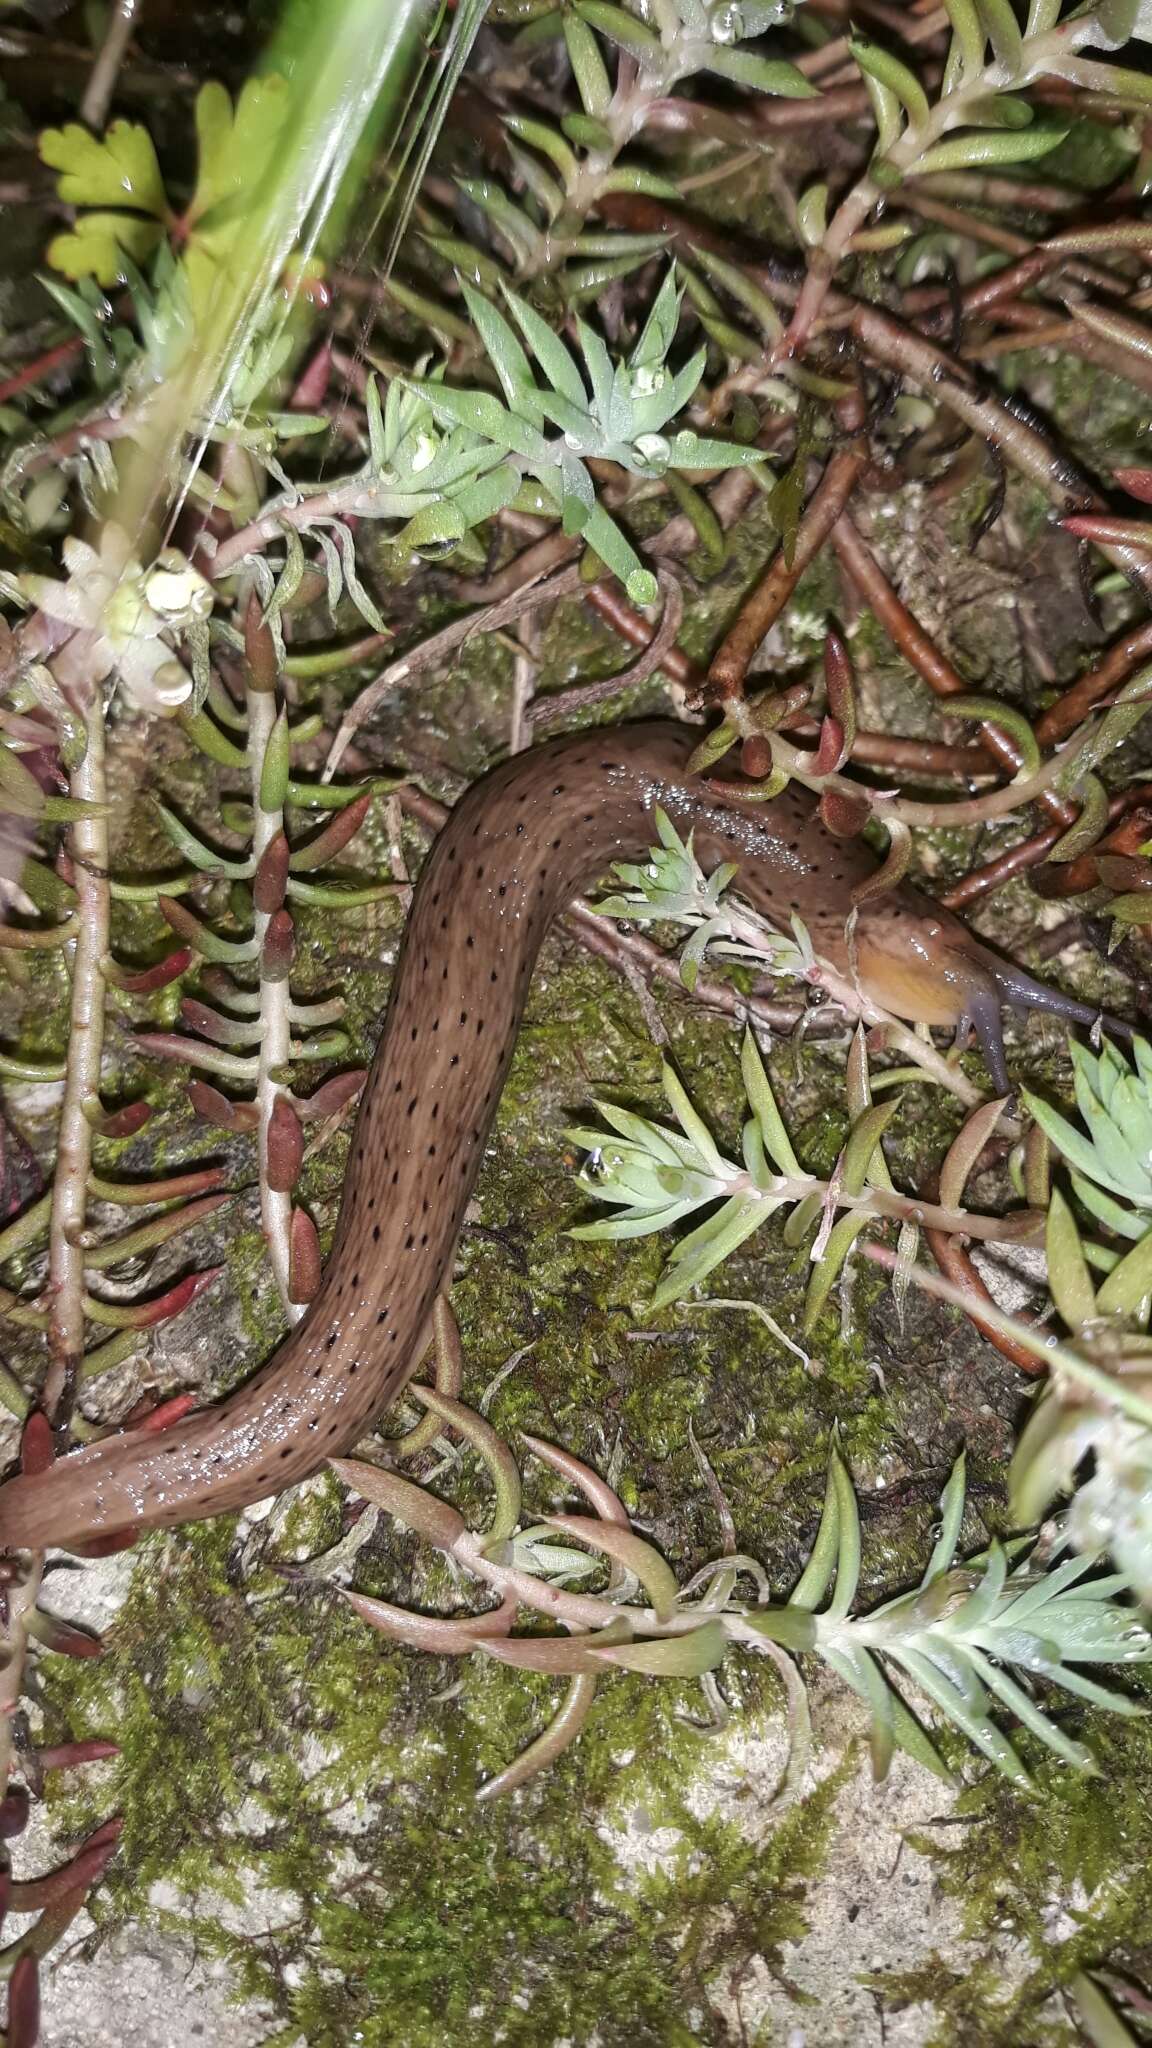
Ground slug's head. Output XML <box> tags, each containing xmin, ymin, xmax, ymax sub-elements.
<box><xmin>855</xmin><ymin>900</ymin><xmax>1130</xmax><ymax>1097</ymax></box>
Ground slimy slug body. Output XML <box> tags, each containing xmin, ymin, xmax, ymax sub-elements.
<box><xmin>0</xmin><ymin>721</ymin><xmax>1119</xmax><ymax>1552</ymax></box>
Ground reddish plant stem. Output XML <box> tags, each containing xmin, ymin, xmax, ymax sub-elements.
<box><xmin>832</xmin><ymin>514</ymin><xmax>1075</xmax><ymax>828</ymax></box>
<box><xmin>0</xmin><ymin>336</ymin><xmax>86</xmax><ymax>407</ymax></box>
<box><xmin>940</xmin><ymin>827</ymin><xmax>1066</xmax><ymax>910</ymax></box>
<box><xmin>707</xmin><ymin>443</ymin><xmax>869</xmax><ymax>704</ymax></box>
<box><xmin>970</xmin><ymin>300</ymin><xmax>1152</xmax><ymax>403</ymax></box>
<box><xmin>1036</xmin><ymin>618</ymin><xmax>1152</xmax><ymax>748</ymax></box>
<box><xmin>1031</xmin><ymin>805</ymin><xmax>1152</xmax><ymax>900</ymax></box>
<box><xmin>940</xmin><ymin>787</ymin><xmax>1152</xmax><ymax>910</ymax></box>
<box><xmin>581</xmin><ymin>574</ymin><xmax>987</xmax><ymax>777</ymax></box>
<box><xmin>900</xmin><ymin>205</ymin><xmax>1125</xmax><ymax>321</ymax></box>
<box><xmin>797</xmin><ymin>0</ymin><xmax>944</xmax><ymax>79</ymax></box>
<box><xmin>911</xmin><ymin>171</ymin><xmax>1086</xmax><ymax>214</ymax></box>
<box><xmin>922</xmin><ymin>1182</ymin><xmax>1044</xmax><ymax>1379</ymax></box>
<box><xmin>751</xmin><ymin>82</ymin><xmax>873</xmax><ymax>126</ymax></box>
<box><xmin>453</xmin><ymin>530</ymin><xmax>576</xmax><ymax>606</ymax></box>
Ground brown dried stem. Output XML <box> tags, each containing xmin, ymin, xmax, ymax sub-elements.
<box><xmin>531</xmin><ymin>569</ymin><xmax>685</xmax><ymax>732</ymax></box>
<box><xmin>80</xmin><ymin>0</ymin><xmax>142</xmax><ymax>130</ymax></box>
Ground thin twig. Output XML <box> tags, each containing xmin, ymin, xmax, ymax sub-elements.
<box><xmin>509</xmin><ymin>613</ymin><xmax>539</xmax><ymax>757</ymax></box>
<box><xmin>531</xmin><ymin>568</ymin><xmax>684</xmax><ymax>731</ymax></box>
<box><xmin>324</xmin><ymin>565</ymin><xmax>585</xmax><ymax>777</ymax></box>
<box><xmin>923</xmin><ymin>1186</ymin><xmax>1044</xmax><ymax>1378</ymax></box>
<box><xmin>80</xmin><ymin>0</ymin><xmax>143</xmax><ymax>130</ymax></box>
<box><xmin>940</xmin><ymin>786</ymin><xmax>1152</xmax><ymax>910</ymax></box>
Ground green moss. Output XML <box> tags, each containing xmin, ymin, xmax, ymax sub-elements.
<box><xmin>40</xmin><ymin>1503</ymin><xmax>855</xmax><ymax>2048</ymax></box>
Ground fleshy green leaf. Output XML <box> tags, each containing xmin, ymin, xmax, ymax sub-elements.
<box><xmin>911</xmin><ymin>126</ymin><xmax>1067</xmax><ymax>176</ymax></box>
<box><xmin>574</xmin><ymin>0</ymin><xmax>662</xmax><ymax>50</ymax></box>
<box><xmin>702</xmin><ymin>47</ymin><xmax>819</xmax><ymax>97</ymax></box>
<box><xmin>1046</xmin><ymin>1188</ymin><xmax>1097</xmax><ymax>1332</ymax></box>
<box><xmin>563</xmin><ymin>11</ymin><xmax>612</xmax><ymax>115</ymax></box>
<box><xmin>591</xmin><ymin>1621</ymin><xmax>728</xmax><ymax>1676</ymax></box>
<box><xmin>942</xmin><ymin>0</ymin><xmax>986</xmax><ymax>73</ymax></box>
<box><xmin>850</xmin><ymin>35</ymin><xmax>930</xmax><ymax>125</ymax></box>
<box><xmin>974</xmin><ymin>0</ymin><xmax>1023</xmax><ymax>72</ymax></box>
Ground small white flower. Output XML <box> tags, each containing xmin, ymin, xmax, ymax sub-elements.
<box><xmin>21</xmin><ymin>524</ymin><xmax>210</xmax><ymax>714</ymax></box>
<box><xmin>144</xmin><ymin>552</ymin><xmax>213</xmax><ymax>624</ymax></box>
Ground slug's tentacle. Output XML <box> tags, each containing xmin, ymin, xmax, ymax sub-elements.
<box><xmin>948</xmin><ymin>940</ymin><xmax>1131</xmax><ymax>1097</ymax></box>
<box><xmin>0</xmin><ymin>720</ymin><xmax>1130</xmax><ymax>1554</ymax></box>
<box><xmin>954</xmin><ymin>982</ymin><xmax>1011</xmax><ymax>1098</ymax></box>
<box><xmin>979</xmin><ymin>953</ymin><xmax>1134</xmax><ymax>1039</ymax></box>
